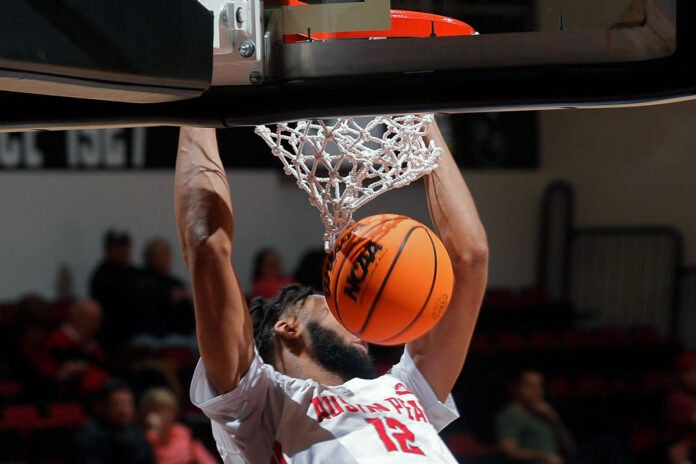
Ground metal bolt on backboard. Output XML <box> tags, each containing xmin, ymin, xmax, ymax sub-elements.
<box><xmin>249</xmin><ymin>70</ymin><xmax>263</xmax><ymax>85</ymax></box>
<box><xmin>239</xmin><ymin>39</ymin><xmax>256</xmax><ymax>57</ymax></box>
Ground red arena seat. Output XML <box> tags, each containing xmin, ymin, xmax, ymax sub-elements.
<box><xmin>1</xmin><ymin>405</ymin><xmax>40</xmax><ymax>430</ymax></box>
<box><xmin>576</xmin><ymin>375</ymin><xmax>606</xmax><ymax>396</ymax></box>
<box><xmin>43</xmin><ymin>403</ymin><xmax>88</xmax><ymax>427</ymax></box>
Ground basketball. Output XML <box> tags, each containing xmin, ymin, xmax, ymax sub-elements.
<box><xmin>322</xmin><ymin>214</ymin><xmax>454</xmax><ymax>345</ymax></box>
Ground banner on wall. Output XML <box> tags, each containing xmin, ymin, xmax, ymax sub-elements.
<box><xmin>0</xmin><ymin>128</ymin><xmax>168</xmax><ymax>170</ymax></box>
<box><xmin>0</xmin><ymin>127</ymin><xmax>277</xmax><ymax>170</ymax></box>
<box><xmin>0</xmin><ymin>112</ymin><xmax>538</xmax><ymax>170</ymax></box>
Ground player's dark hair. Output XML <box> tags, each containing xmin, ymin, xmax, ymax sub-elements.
<box><xmin>249</xmin><ymin>284</ymin><xmax>316</xmax><ymax>365</ymax></box>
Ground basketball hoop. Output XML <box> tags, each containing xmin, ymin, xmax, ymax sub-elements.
<box><xmin>255</xmin><ymin>114</ymin><xmax>442</xmax><ymax>252</ymax></box>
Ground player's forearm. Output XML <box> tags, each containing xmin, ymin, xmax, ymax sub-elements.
<box><xmin>175</xmin><ymin>127</ymin><xmax>254</xmax><ymax>394</ymax></box>
<box><xmin>175</xmin><ymin>127</ymin><xmax>235</xmax><ymax>263</ymax></box>
<box><xmin>424</xmin><ymin>125</ymin><xmax>488</xmax><ymax>267</ymax></box>
<box><xmin>406</xmin><ymin>123</ymin><xmax>489</xmax><ymax>402</ymax></box>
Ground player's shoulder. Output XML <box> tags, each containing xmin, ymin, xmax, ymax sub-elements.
<box><xmin>256</xmin><ymin>352</ymin><xmax>324</xmax><ymax>393</ymax></box>
<box><xmin>339</xmin><ymin>371</ymin><xmax>406</xmax><ymax>395</ymax></box>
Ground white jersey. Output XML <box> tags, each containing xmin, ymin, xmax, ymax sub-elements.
<box><xmin>190</xmin><ymin>347</ymin><xmax>459</xmax><ymax>464</ymax></box>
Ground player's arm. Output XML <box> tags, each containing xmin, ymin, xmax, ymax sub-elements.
<box><xmin>175</xmin><ymin>127</ymin><xmax>254</xmax><ymax>395</ymax></box>
<box><xmin>406</xmin><ymin>120</ymin><xmax>489</xmax><ymax>402</ymax></box>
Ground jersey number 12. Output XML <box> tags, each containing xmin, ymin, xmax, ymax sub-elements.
<box><xmin>366</xmin><ymin>417</ymin><xmax>425</xmax><ymax>456</ymax></box>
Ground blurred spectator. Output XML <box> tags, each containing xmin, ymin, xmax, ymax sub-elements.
<box><xmin>138</xmin><ymin>238</ymin><xmax>195</xmax><ymax>337</ymax></box>
<box><xmin>7</xmin><ymin>295</ymin><xmax>57</xmax><ymax>398</ymax></box>
<box><xmin>46</xmin><ymin>299</ymin><xmax>109</xmax><ymax>395</ymax></box>
<box><xmin>72</xmin><ymin>379</ymin><xmax>154</xmax><ymax>464</ymax></box>
<box><xmin>293</xmin><ymin>248</ymin><xmax>325</xmax><ymax>292</ymax></box>
<box><xmin>141</xmin><ymin>388</ymin><xmax>217</xmax><ymax>464</ymax></box>
<box><xmin>497</xmin><ymin>370</ymin><xmax>576</xmax><ymax>464</ymax></box>
<box><xmin>90</xmin><ymin>229</ymin><xmax>147</xmax><ymax>351</ymax></box>
<box><xmin>55</xmin><ymin>264</ymin><xmax>75</xmax><ymax>302</ymax></box>
<box><xmin>666</xmin><ymin>351</ymin><xmax>696</xmax><ymax>463</ymax></box>
<box><xmin>249</xmin><ymin>248</ymin><xmax>294</xmax><ymax>299</ymax></box>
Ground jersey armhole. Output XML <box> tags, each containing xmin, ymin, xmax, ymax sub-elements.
<box><xmin>388</xmin><ymin>346</ymin><xmax>460</xmax><ymax>432</ymax></box>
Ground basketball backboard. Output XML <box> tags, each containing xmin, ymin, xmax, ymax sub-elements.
<box><xmin>0</xmin><ymin>0</ymin><xmax>691</xmax><ymax>130</ymax></box>
<box><xmin>205</xmin><ymin>0</ymin><xmax>675</xmax><ymax>84</ymax></box>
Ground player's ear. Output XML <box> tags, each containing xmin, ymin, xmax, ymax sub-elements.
<box><xmin>274</xmin><ymin>317</ymin><xmax>302</xmax><ymax>340</ymax></box>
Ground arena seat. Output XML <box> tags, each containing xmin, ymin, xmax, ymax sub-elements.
<box><xmin>605</xmin><ymin>378</ymin><xmax>632</xmax><ymax>395</ymax></box>
<box><xmin>0</xmin><ymin>382</ymin><xmax>21</xmax><ymax>399</ymax></box>
<box><xmin>576</xmin><ymin>375</ymin><xmax>607</xmax><ymax>396</ymax></box>
<box><xmin>642</xmin><ymin>371</ymin><xmax>673</xmax><ymax>390</ymax></box>
<box><xmin>444</xmin><ymin>432</ymin><xmax>499</xmax><ymax>459</ymax></box>
<box><xmin>628</xmin><ymin>427</ymin><xmax>669</xmax><ymax>454</ymax></box>
<box><xmin>629</xmin><ymin>326</ymin><xmax>662</xmax><ymax>345</ymax></box>
<box><xmin>495</xmin><ymin>332</ymin><xmax>526</xmax><ymax>351</ymax></box>
<box><xmin>43</xmin><ymin>403</ymin><xmax>88</xmax><ymax>427</ymax></box>
<box><xmin>0</xmin><ymin>405</ymin><xmax>40</xmax><ymax>430</ymax></box>
<box><xmin>594</xmin><ymin>328</ymin><xmax>625</xmax><ymax>347</ymax></box>
<box><xmin>530</xmin><ymin>331</ymin><xmax>562</xmax><ymax>350</ymax></box>
<box><xmin>161</xmin><ymin>346</ymin><xmax>198</xmax><ymax>367</ymax></box>
<box><xmin>0</xmin><ymin>303</ymin><xmax>16</xmax><ymax>320</ymax></box>
<box><xmin>562</xmin><ymin>329</ymin><xmax>593</xmax><ymax>348</ymax></box>
<box><xmin>548</xmin><ymin>377</ymin><xmax>573</xmax><ymax>398</ymax></box>
<box><xmin>0</xmin><ymin>429</ymin><xmax>24</xmax><ymax>462</ymax></box>
<box><xmin>48</xmin><ymin>302</ymin><xmax>72</xmax><ymax>323</ymax></box>
<box><xmin>469</xmin><ymin>334</ymin><xmax>492</xmax><ymax>353</ymax></box>
<box><xmin>27</xmin><ymin>425</ymin><xmax>74</xmax><ymax>463</ymax></box>
<box><xmin>484</xmin><ymin>289</ymin><xmax>517</xmax><ymax>306</ymax></box>
<box><xmin>519</xmin><ymin>288</ymin><xmax>555</xmax><ymax>305</ymax></box>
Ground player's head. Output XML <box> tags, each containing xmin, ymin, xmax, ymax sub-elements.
<box><xmin>513</xmin><ymin>369</ymin><xmax>545</xmax><ymax>406</ymax></box>
<box><xmin>250</xmin><ymin>284</ymin><xmax>377</xmax><ymax>382</ymax></box>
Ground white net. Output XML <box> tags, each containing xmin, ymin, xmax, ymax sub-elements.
<box><xmin>255</xmin><ymin>114</ymin><xmax>442</xmax><ymax>252</ymax></box>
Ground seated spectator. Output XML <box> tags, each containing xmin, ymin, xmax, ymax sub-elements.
<box><xmin>127</xmin><ymin>238</ymin><xmax>198</xmax><ymax>354</ymax></box>
<box><xmin>249</xmin><ymin>248</ymin><xmax>294</xmax><ymax>299</ymax></box>
<box><xmin>497</xmin><ymin>370</ymin><xmax>576</xmax><ymax>464</ymax></box>
<box><xmin>46</xmin><ymin>299</ymin><xmax>109</xmax><ymax>395</ymax></box>
<box><xmin>7</xmin><ymin>294</ymin><xmax>58</xmax><ymax>398</ymax></box>
<box><xmin>293</xmin><ymin>248</ymin><xmax>325</xmax><ymax>292</ymax></box>
<box><xmin>666</xmin><ymin>351</ymin><xmax>696</xmax><ymax>463</ymax></box>
<box><xmin>72</xmin><ymin>379</ymin><xmax>154</xmax><ymax>464</ymax></box>
<box><xmin>141</xmin><ymin>388</ymin><xmax>217</xmax><ymax>464</ymax></box>
<box><xmin>90</xmin><ymin>229</ymin><xmax>147</xmax><ymax>352</ymax></box>
<box><xmin>138</xmin><ymin>238</ymin><xmax>195</xmax><ymax>337</ymax></box>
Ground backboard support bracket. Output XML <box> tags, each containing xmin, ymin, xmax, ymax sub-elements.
<box><xmin>211</xmin><ymin>0</ymin><xmax>265</xmax><ymax>86</ymax></box>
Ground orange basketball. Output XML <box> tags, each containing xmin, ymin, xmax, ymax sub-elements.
<box><xmin>322</xmin><ymin>214</ymin><xmax>454</xmax><ymax>345</ymax></box>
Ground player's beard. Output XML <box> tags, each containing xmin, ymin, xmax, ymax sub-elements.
<box><xmin>307</xmin><ymin>322</ymin><xmax>378</xmax><ymax>382</ymax></box>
